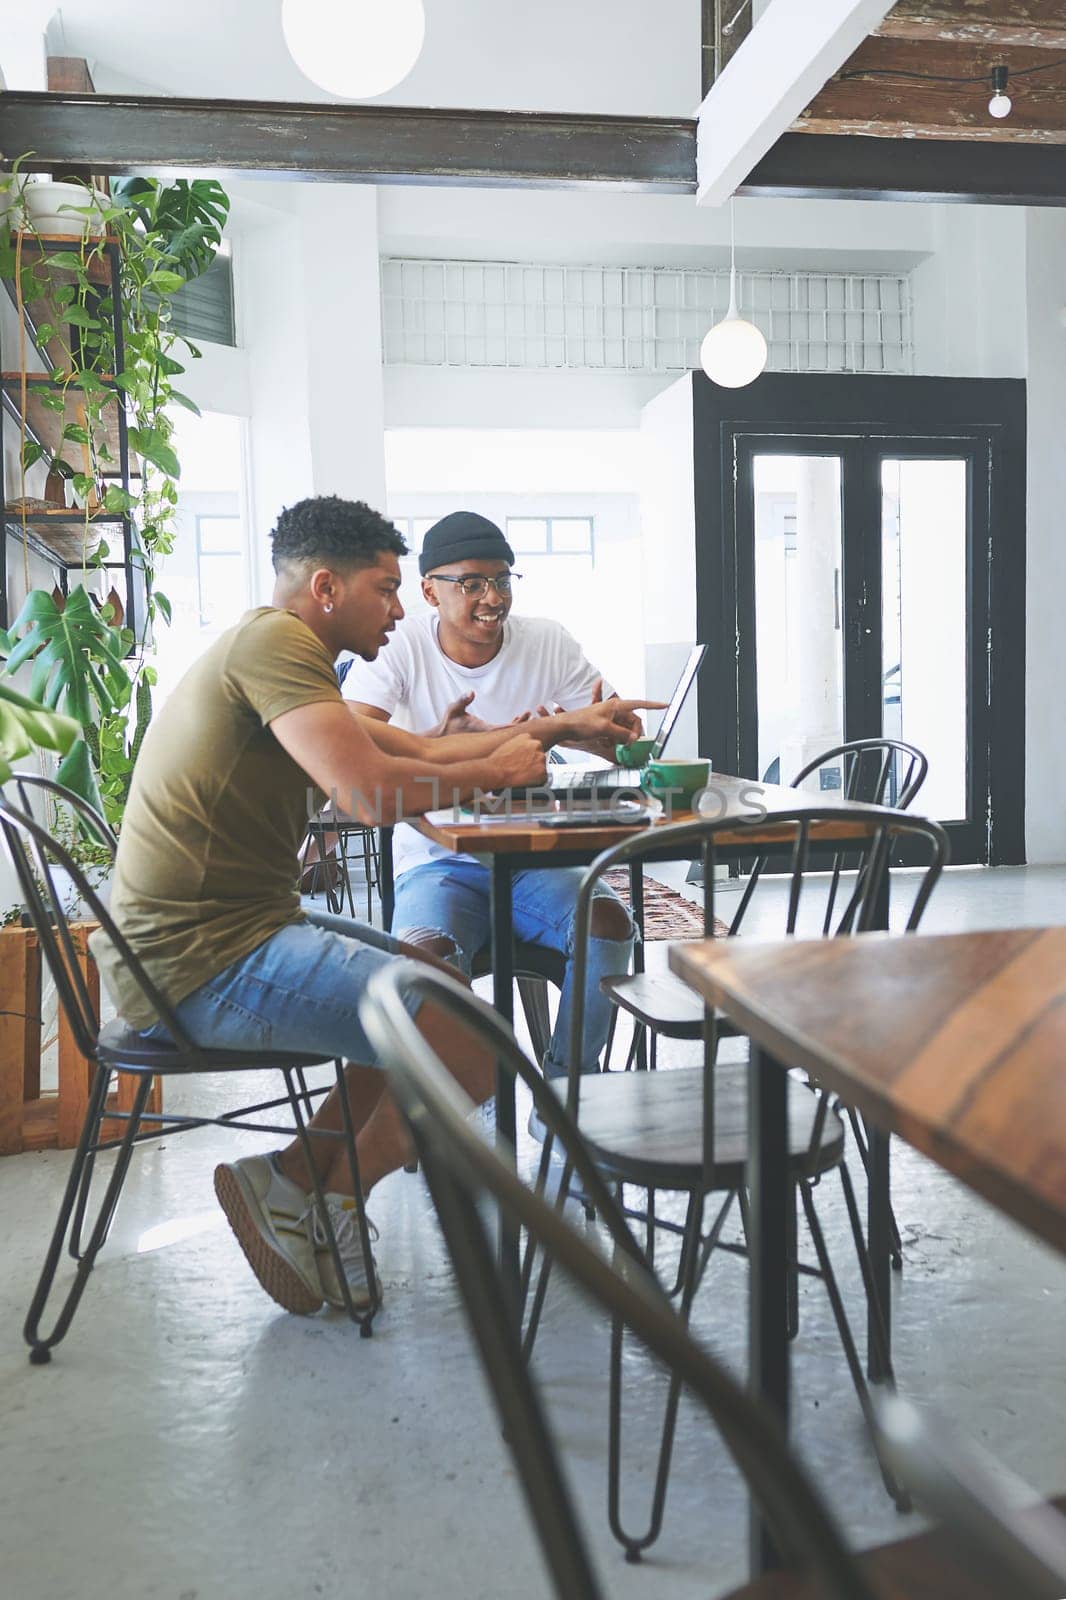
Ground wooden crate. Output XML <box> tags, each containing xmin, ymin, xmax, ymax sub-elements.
<box><xmin>0</xmin><ymin>922</ymin><xmax>163</xmax><ymax>1155</ymax></box>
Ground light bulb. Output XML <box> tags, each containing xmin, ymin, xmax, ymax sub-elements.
<box><xmin>282</xmin><ymin>0</ymin><xmax>426</xmax><ymax>99</ymax></box>
<box><xmin>700</xmin><ymin>316</ymin><xmax>768</xmax><ymax>388</ymax></box>
<box><xmin>988</xmin><ymin>65</ymin><xmax>1011</xmax><ymax>120</ymax></box>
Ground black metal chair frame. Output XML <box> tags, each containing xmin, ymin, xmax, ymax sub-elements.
<box><xmin>300</xmin><ymin>816</ymin><xmax>382</xmax><ymax>923</ymax></box>
<box><xmin>553</xmin><ymin>806</ymin><xmax>947</xmax><ymax>1556</ymax></box>
<box><xmin>365</xmin><ymin>962</ymin><xmax>1066</xmax><ymax>1600</ymax></box>
<box><xmin>602</xmin><ymin>738</ymin><xmax>929</xmax><ymax>1267</ymax></box>
<box><xmin>2</xmin><ymin>775</ymin><xmax>381</xmax><ymax>1361</ymax></box>
<box><xmin>359</xmin><ymin>961</ymin><xmax>879</xmax><ymax>1600</ymax></box>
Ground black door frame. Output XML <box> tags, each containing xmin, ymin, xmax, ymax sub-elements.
<box><xmin>692</xmin><ymin>372</ymin><xmax>1027</xmax><ymax>865</ymax></box>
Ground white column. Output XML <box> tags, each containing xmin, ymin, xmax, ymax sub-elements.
<box><xmin>297</xmin><ymin>185</ymin><xmax>388</xmax><ymax>512</ymax></box>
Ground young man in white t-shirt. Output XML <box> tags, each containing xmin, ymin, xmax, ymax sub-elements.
<box><xmin>344</xmin><ymin>510</ymin><xmax>645</xmax><ymax>1083</ymax></box>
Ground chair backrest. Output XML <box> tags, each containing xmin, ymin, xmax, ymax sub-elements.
<box><xmin>875</xmin><ymin>1395</ymin><xmax>1066</xmax><ymax>1599</ymax></box>
<box><xmin>359</xmin><ymin>961</ymin><xmax>878</xmax><ymax>1600</ymax></box>
<box><xmin>567</xmin><ymin>805</ymin><xmax>948</xmax><ymax>1107</ymax></box>
<box><xmin>0</xmin><ymin>775</ymin><xmax>207</xmax><ymax>1066</ymax></box>
<box><xmin>790</xmin><ymin>738</ymin><xmax>928</xmax><ymax>811</ymax></box>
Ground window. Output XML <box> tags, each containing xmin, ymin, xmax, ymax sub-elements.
<box><xmin>196</xmin><ymin>516</ymin><xmax>243</xmax><ymax>626</ymax></box>
<box><xmin>391</xmin><ymin>516</ymin><xmax>440</xmax><ymax>557</ymax></box>
<box><xmin>168</xmin><ymin>252</ymin><xmax>236</xmax><ymax>348</ymax></box>
<box><xmin>507</xmin><ymin>516</ymin><xmax>593</xmax><ymax>557</ymax></box>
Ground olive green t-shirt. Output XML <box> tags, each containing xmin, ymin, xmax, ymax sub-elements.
<box><xmin>91</xmin><ymin>607</ymin><xmax>341</xmax><ymax>1028</ymax></box>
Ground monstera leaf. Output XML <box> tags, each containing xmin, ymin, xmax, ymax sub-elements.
<box><xmin>0</xmin><ymin>680</ymin><xmax>80</xmax><ymax>785</ymax></box>
<box><xmin>0</xmin><ymin>586</ymin><xmax>132</xmax><ymax>727</ymax></box>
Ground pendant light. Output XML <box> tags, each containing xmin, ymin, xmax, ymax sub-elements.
<box><xmin>988</xmin><ymin>65</ymin><xmax>1012</xmax><ymax>119</ymax></box>
<box><xmin>700</xmin><ymin>198</ymin><xmax>768</xmax><ymax>389</ymax></box>
<box><xmin>282</xmin><ymin>0</ymin><xmax>426</xmax><ymax>99</ymax></box>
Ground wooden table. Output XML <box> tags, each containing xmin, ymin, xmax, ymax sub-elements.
<box><xmin>669</xmin><ymin>926</ymin><xmax>1066</xmax><ymax>1576</ymax></box>
<box><xmin>379</xmin><ymin>773</ymin><xmax>901</xmax><ymax>1309</ymax></box>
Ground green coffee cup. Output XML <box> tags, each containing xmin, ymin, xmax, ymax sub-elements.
<box><xmin>642</xmin><ymin>758</ymin><xmax>711</xmax><ymax>803</ymax></box>
<box><xmin>615</xmin><ymin>737</ymin><xmax>656</xmax><ymax>769</ymax></box>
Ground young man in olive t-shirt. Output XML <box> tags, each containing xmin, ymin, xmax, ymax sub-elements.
<box><xmin>95</xmin><ymin>496</ymin><xmax>656</xmax><ymax>1316</ymax></box>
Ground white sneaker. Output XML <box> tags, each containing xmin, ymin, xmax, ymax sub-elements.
<box><xmin>214</xmin><ymin>1153</ymin><xmax>323</xmax><ymax>1315</ymax></box>
<box><xmin>313</xmin><ymin>1194</ymin><xmax>380</xmax><ymax>1312</ymax></box>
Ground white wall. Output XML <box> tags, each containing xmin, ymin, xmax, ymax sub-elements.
<box><xmin>1023</xmin><ymin>209</ymin><xmax>1066</xmax><ymax>864</ymax></box>
<box><xmin>638</xmin><ymin>375</ymin><xmax>702</xmax><ymax>758</ymax></box>
<box><xmin>912</xmin><ymin>206</ymin><xmax>1027</xmax><ymax>379</ymax></box>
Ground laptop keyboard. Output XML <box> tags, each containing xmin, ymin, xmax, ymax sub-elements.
<box><xmin>548</xmin><ymin>767</ymin><xmax>642</xmax><ymax>792</ymax></box>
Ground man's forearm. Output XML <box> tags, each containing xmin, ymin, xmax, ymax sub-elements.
<box><xmin>329</xmin><ymin>753</ymin><xmax>513</xmax><ymax>825</ymax></box>
<box><xmin>424</xmin><ymin>714</ymin><xmax>584</xmax><ymax>762</ymax></box>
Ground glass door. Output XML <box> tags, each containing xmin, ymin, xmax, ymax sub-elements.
<box><xmin>749</xmin><ymin>450</ymin><xmax>848</xmax><ymax>787</ymax></box>
<box><xmin>732</xmin><ymin>430</ymin><xmax>989</xmax><ymax>862</ymax></box>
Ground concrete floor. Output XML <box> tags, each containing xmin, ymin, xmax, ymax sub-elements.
<box><xmin>1</xmin><ymin>865</ymin><xmax>1065</xmax><ymax>1599</ymax></box>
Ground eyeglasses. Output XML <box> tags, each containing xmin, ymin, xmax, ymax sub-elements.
<box><xmin>430</xmin><ymin>573</ymin><xmax>522</xmax><ymax>599</ymax></box>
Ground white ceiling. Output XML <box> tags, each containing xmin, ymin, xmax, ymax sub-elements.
<box><xmin>40</xmin><ymin>0</ymin><xmax>703</xmax><ymax>116</ymax></box>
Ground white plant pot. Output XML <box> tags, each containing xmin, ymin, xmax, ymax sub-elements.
<box><xmin>22</xmin><ymin>180</ymin><xmax>107</xmax><ymax>239</ymax></box>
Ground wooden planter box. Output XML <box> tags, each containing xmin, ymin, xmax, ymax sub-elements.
<box><xmin>0</xmin><ymin>922</ymin><xmax>162</xmax><ymax>1155</ymax></box>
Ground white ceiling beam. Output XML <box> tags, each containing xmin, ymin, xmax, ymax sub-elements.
<box><xmin>695</xmin><ymin>0</ymin><xmax>896</xmax><ymax>206</ymax></box>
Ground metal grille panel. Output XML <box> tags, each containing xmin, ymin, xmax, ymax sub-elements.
<box><xmin>381</xmin><ymin>259</ymin><xmax>912</xmax><ymax>375</ymax></box>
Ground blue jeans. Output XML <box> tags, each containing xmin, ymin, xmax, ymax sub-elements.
<box><xmin>391</xmin><ymin>859</ymin><xmax>634</xmax><ymax>1078</ymax></box>
<box><xmin>141</xmin><ymin>910</ymin><xmax>414</xmax><ymax>1061</ymax></box>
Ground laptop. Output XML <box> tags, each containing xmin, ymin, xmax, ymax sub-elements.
<box><xmin>542</xmin><ymin>644</ymin><xmax>707</xmax><ymax>799</ymax></box>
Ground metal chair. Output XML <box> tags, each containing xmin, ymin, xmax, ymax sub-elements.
<box><xmin>2</xmin><ymin>775</ymin><xmax>381</xmax><ymax>1361</ymax></box>
<box><xmin>604</xmin><ymin>738</ymin><xmax>928</xmax><ymax>1072</ymax></box>
<box><xmin>361</xmin><ymin>962</ymin><xmax>1066</xmax><ymax>1600</ymax></box>
<box><xmin>554</xmin><ymin>807</ymin><xmax>947</xmax><ymax>1555</ymax></box>
<box><xmin>300</xmin><ymin>817</ymin><xmax>381</xmax><ymax>923</ymax></box>
<box><xmin>603</xmin><ymin>738</ymin><xmax>928</xmax><ymax>1268</ymax></box>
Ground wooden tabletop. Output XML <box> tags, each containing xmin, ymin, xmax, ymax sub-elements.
<box><xmin>670</xmin><ymin>928</ymin><xmax>1066</xmax><ymax>1255</ymax></box>
<box><xmin>416</xmin><ymin>771</ymin><xmax>896</xmax><ymax>857</ymax></box>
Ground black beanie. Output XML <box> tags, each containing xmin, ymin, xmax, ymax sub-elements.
<box><xmin>418</xmin><ymin>511</ymin><xmax>515</xmax><ymax>576</ymax></box>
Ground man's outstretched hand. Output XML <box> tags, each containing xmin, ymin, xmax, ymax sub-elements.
<box><xmin>426</xmin><ymin>690</ymin><xmax>493</xmax><ymax>737</ymax></box>
<box><xmin>555</xmin><ymin>681</ymin><xmax>667</xmax><ymax>752</ymax></box>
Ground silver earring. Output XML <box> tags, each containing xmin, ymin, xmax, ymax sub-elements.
<box><xmin>323</xmin><ymin>602</ymin><xmax>333</xmax><ymax>614</ymax></box>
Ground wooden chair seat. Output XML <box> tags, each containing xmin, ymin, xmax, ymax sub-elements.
<box><xmin>724</xmin><ymin>1494</ymin><xmax>1066</xmax><ymax>1600</ymax></box>
<box><xmin>557</xmin><ymin>1063</ymin><xmax>844</xmax><ymax>1190</ymax></box>
<box><xmin>600</xmin><ymin>967</ymin><xmax>741</xmax><ymax>1039</ymax></box>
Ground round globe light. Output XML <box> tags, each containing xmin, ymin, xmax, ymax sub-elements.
<box><xmin>700</xmin><ymin>314</ymin><xmax>768</xmax><ymax>389</ymax></box>
<box><xmin>988</xmin><ymin>91</ymin><xmax>1012</xmax><ymax>119</ymax></box>
<box><xmin>282</xmin><ymin>0</ymin><xmax>426</xmax><ymax>99</ymax></box>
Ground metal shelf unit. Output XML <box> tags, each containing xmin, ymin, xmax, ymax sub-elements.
<box><xmin>1</xmin><ymin>232</ymin><xmax>138</xmax><ymax>638</ymax></box>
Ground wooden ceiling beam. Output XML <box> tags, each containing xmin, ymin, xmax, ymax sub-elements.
<box><xmin>877</xmin><ymin>1</ymin><xmax>1066</xmax><ymax>52</ymax></box>
<box><xmin>740</xmin><ymin>130</ymin><xmax>1066</xmax><ymax>204</ymax></box>
<box><xmin>0</xmin><ymin>92</ymin><xmax>696</xmax><ymax>191</ymax></box>
<box><xmin>797</xmin><ymin>37</ymin><xmax>1066</xmax><ymax>142</ymax></box>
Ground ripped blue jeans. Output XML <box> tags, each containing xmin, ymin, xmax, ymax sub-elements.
<box><xmin>391</xmin><ymin>858</ymin><xmax>635</xmax><ymax>1078</ymax></box>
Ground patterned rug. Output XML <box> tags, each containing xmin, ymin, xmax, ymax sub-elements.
<box><xmin>602</xmin><ymin>869</ymin><xmax>729</xmax><ymax>942</ymax></box>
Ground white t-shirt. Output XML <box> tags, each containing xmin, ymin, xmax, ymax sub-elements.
<box><xmin>344</xmin><ymin>612</ymin><xmax>611</xmax><ymax>876</ymax></box>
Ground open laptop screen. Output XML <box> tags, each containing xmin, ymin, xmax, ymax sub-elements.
<box><xmin>651</xmin><ymin>644</ymin><xmax>707</xmax><ymax>759</ymax></box>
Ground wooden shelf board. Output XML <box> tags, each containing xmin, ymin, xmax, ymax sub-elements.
<box><xmin>1</xmin><ymin>376</ymin><xmax>133</xmax><ymax>478</ymax></box>
<box><xmin>4</xmin><ymin>511</ymin><xmax>120</xmax><ymax>564</ymax></box>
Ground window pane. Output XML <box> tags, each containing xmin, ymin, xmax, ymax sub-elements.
<box><xmin>551</xmin><ymin>517</ymin><xmax>593</xmax><ymax>553</ymax></box>
<box><xmin>507</xmin><ymin>517</ymin><xmax>549</xmax><ymax>553</ymax></box>
<box><xmin>881</xmin><ymin>458</ymin><xmax>967</xmax><ymax>820</ymax></box>
<box><xmin>198</xmin><ymin>517</ymin><xmax>242</xmax><ymax>554</ymax></box>
<box><xmin>199</xmin><ymin>553</ymin><xmax>245</xmax><ymax>626</ymax></box>
<box><xmin>752</xmin><ymin>455</ymin><xmax>844</xmax><ymax>788</ymax></box>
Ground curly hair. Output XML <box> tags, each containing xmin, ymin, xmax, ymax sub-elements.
<box><xmin>270</xmin><ymin>496</ymin><xmax>408</xmax><ymax>574</ymax></box>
